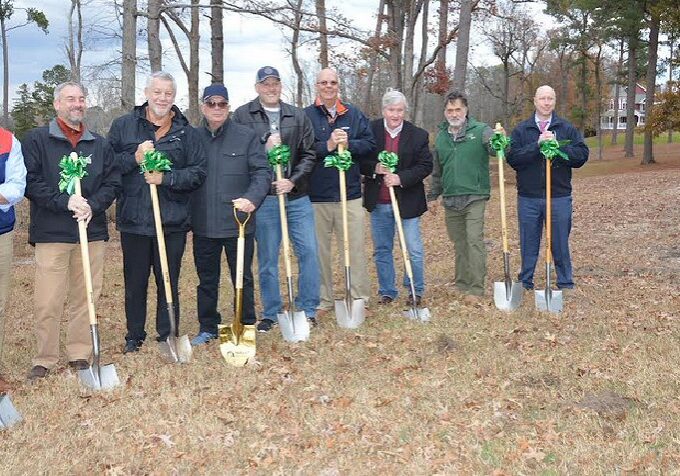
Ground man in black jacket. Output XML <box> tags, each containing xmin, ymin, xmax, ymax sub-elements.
<box><xmin>232</xmin><ymin>66</ymin><xmax>320</xmax><ymax>332</ymax></box>
<box><xmin>190</xmin><ymin>84</ymin><xmax>270</xmax><ymax>344</ymax></box>
<box><xmin>108</xmin><ymin>71</ymin><xmax>206</xmax><ymax>353</ymax></box>
<box><xmin>23</xmin><ymin>82</ymin><xmax>120</xmax><ymax>380</ymax></box>
<box><xmin>362</xmin><ymin>90</ymin><xmax>432</xmax><ymax>306</ymax></box>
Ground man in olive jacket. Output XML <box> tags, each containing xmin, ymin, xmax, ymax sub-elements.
<box><xmin>190</xmin><ymin>84</ymin><xmax>271</xmax><ymax>345</ymax></box>
<box><xmin>429</xmin><ymin>91</ymin><xmax>494</xmax><ymax>299</ymax></box>
<box><xmin>108</xmin><ymin>71</ymin><xmax>206</xmax><ymax>353</ymax></box>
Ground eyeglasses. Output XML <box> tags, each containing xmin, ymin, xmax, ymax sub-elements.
<box><xmin>205</xmin><ymin>101</ymin><xmax>228</xmax><ymax>109</ymax></box>
<box><xmin>317</xmin><ymin>80</ymin><xmax>338</xmax><ymax>86</ymax></box>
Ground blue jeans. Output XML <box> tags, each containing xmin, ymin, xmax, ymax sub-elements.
<box><xmin>255</xmin><ymin>195</ymin><xmax>320</xmax><ymax>321</ymax></box>
<box><xmin>517</xmin><ymin>195</ymin><xmax>574</xmax><ymax>289</ymax></box>
<box><xmin>370</xmin><ymin>204</ymin><xmax>425</xmax><ymax>299</ymax></box>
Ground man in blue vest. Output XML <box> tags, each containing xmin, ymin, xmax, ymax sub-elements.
<box><xmin>0</xmin><ymin>127</ymin><xmax>26</xmax><ymax>391</ymax></box>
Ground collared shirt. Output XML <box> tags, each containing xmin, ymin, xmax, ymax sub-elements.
<box><xmin>535</xmin><ymin>114</ymin><xmax>551</xmax><ymax>132</ymax></box>
<box><xmin>0</xmin><ymin>133</ymin><xmax>26</xmax><ymax>212</ymax></box>
<box><xmin>384</xmin><ymin>119</ymin><xmax>403</xmax><ymax>139</ymax></box>
<box><xmin>56</xmin><ymin>117</ymin><xmax>85</xmax><ymax>148</ymax></box>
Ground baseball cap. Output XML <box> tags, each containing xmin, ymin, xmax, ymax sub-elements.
<box><xmin>256</xmin><ymin>66</ymin><xmax>281</xmax><ymax>83</ymax></box>
<box><xmin>202</xmin><ymin>84</ymin><xmax>229</xmax><ymax>101</ymax></box>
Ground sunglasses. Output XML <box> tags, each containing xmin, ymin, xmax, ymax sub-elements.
<box><xmin>205</xmin><ymin>101</ymin><xmax>228</xmax><ymax>109</ymax></box>
<box><xmin>317</xmin><ymin>80</ymin><xmax>338</xmax><ymax>86</ymax></box>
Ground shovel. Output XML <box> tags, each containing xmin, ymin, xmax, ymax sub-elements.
<box><xmin>219</xmin><ymin>210</ymin><xmax>257</xmax><ymax>366</ymax></box>
<box><xmin>0</xmin><ymin>312</ymin><xmax>21</xmax><ymax>428</ymax></box>
<box><xmin>67</xmin><ymin>153</ymin><xmax>120</xmax><ymax>390</ymax></box>
<box><xmin>274</xmin><ymin>163</ymin><xmax>310</xmax><ymax>343</ymax></box>
<box><xmin>334</xmin><ymin>143</ymin><xmax>365</xmax><ymax>329</ymax></box>
<box><xmin>491</xmin><ymin>126</ymin><xmax>523</xmax><ymax>311</ymax></box>
<box><xmin>150</xmin><ymin>182</ymin><xmax>192</xmax><ymax>363</ymax></box>
<box><xmin>388</xmin><ymin>186</ymin><xmax>431</xmax><ymax>322</ymax></box>
<box><xmin>535</xmin><ymin>158</ymin><xmax>563</xmax><ymax>313</ymax></box>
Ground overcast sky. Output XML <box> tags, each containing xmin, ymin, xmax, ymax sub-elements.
<box><xmin>4</xmin><ymin>1</ymin><xmax>549</xmax><ymax>111</ymax></box>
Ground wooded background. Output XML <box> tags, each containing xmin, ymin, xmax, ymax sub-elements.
<box><xmin>1</xmin><ymin>0</ymin><xmax>679</xmax><ymax>165</ymax></box>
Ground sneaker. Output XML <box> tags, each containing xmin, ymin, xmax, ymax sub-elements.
<box><xmin>68</xmin><ymin>359</ymin><xmax>90</xmax><ymax>370</ymax></box>
<box><xmin>191</xmin><ymin>331</ymin><xmax>217</xmax><ymax>346</ymax></box>
<box><xmin>257</xmin><ymin>319</ymin><xmax>276</xmax><ymax>333</ymax></box>
<box><xmin>406</xmin><ymin>294</ymin><xmax>422</xmax><ymax>306</ymax></box>
<box><xmin>27</xmin><ymin>365</ymin><xmax>49</xmax><ymax>382</ymax></box>
<box><xmin>123</xmin><ymin>339</ymin><xmax>142</xmax><ymax>354</ymax></box>
<box><xmin>378</xmin><ymin>295</ymin><xmax>394</xmax><ymax>305</ymax></box>
<box><xmin>307</xmin><ymin>316</ymin><xmax>318</xmax><ymax>327</ymax></box>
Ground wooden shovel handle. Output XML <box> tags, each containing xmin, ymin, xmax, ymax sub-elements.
<box><xmin>150</xmin><ymin>183</ymin><xmax>174</xmax><ymax>306</ymax></box>
<box><xmin>497</xmin><ymin>150</ymin><xmax>510</xmax><ymax>254</ymax></box>
<box><xmin>74</xmin><ymin>176</ymin><xmax>97</xmax><ymax>327</ymax></box>
<box><xmin>276</xmin><ymin>164</ymin><xmax>293</xmax><ymax>279</ymax></box>
<box><xmin>389</xmin><ymin>186</ymin><xmax>414</xmax><ymax>279</ymax></box>
<box><xmin>545</xmin><ymin>161</ymin><xmax>553</xmax><ymax>265</ymax></box>
<box><xmin>338</xmin><ymin>143</ymin><xmax>351</xmax><ymax>268</ymax></box>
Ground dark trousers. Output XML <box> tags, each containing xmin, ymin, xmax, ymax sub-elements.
<box><xmin>193</xmin><ymin>234</ymin><xmax>256</xmax><ymax>334</ymax></box>
<box><xmin>517</xmin><ymin>195</ymin><xmax>574</xmax><ymax>289</ymax></box>
<box><xmin>121</xmin><ymin>231</ymin><xmax>187</xmax><ymax>342</ymax></box>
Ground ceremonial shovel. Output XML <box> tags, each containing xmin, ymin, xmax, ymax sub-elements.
<box><xmin>150</xmin><ymin>180</ymin><xmax>192</xmax><ymax>363</ymax></box>
<box><xmin>219</xmin><ymin>210</ymin><xmax>257</xmax><ymax>366</ymax></box>
<box><xmin>535</xmin><ymin>157</ymin><xmax>563</xmax><ymax>313</ymax></box>
<box><xmin>490</xmin><ymin>126</ymin><xmax>522</xmax><ymax>311</ymax></box>
<box><xmin>332</xmin><ymin>143</ymin><xmax>365</xmax><ymax>329</ymax></box>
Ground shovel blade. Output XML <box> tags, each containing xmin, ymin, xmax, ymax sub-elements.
<box><xmin>534</xmin><ymin>289</ymin><xmax>563</xmax><ymax>313</ymax></box>
<box><xmin>403</xmin><ymin>306</ymin><xmax>431</xmax><ymax>322</ymax></box>
<box><xmin>79</xmin><ymin>363</ymin><xmax>121</xmax><ymax>391</ymax></box>
<box><xmin>278</xmin><ymin>310</ymin><xmax>310</xmax><ymax>343</ymax></box>
<box><xmin>218</xmin><ymin>324</ymin><xmax>257</xmax><ymax>366</ymax></box>
<box><xmin>334</xmin><ymin>298</ymin><xmax>365</xmax><ymax>329</ymax></box>
<box><xmin>493</xmin><ymin>281</ymin><xmax>523</xmax><ymax>311</ymax></box>
<box><xmin>158</xmin><ymin>336</ymin><xmax>179</xmax><ymax>363</ymax></box>
<box><xmin>0</xmin><ymin>395</ymin><xmax>21</xmax><ymax>429</ymax></box>
<box><xmin>177</xmin><ymin>335</ymin><xmax>192</xmax><ymax>363</ymax></box>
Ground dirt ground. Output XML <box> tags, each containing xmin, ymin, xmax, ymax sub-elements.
<box><xmin>1</xmin><ymin>144</ymin><xmax>679</xmax><ymax>474</ymax></box>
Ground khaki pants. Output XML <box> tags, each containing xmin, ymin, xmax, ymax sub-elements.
<box><xmin>313</xmin><ymin>199</ymin><xmax>370</xmax><ymax>310</ymax></box>
<box><xmin>33</xmin><ymin>241</ymin><xmax>105</xmax><ymax>368</ymax></box>
<box><xmin>445</xmin><ymin>200</ymin><xmax>487</xmax><ymax>296</ymax></box>
<box><xmin>0</xmin><ymin>231</ymin><xmax>13</xmax><ymax>362</ymax></box>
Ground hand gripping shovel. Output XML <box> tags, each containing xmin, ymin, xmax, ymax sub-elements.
<box><xmin>219</xmin><ymin>210</ymin><xmax>257</xmax><ymax>366</ymax></box>
<box><xmin>326</xmin><ymin>143</ymin><xmax>365</xmax><ymax>329</ymax></box>
<box><xmin>535</xmin><ymin>151</ymin><xmax>563</xmax><ymax>313</ymax></box>
<box><xmin>63</xmin><ymin>153</ymin><xmax>121</xmax><ymax>390</ymax></box>
<box><xmin>149</xmin><ymin>181</ymin><xmax>192</xmax><ymax>363</ymax></box>
<box><xmin>379</xmin><ymin>151</ymin><xmax>430</xmax><ymax>322</ymax></box>
<box><xmin>490</xmin><ymin>127</ymin><xmax>523</xmax><ymax>311</ymax></box>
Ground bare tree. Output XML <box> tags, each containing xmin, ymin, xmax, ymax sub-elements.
<box><xmin>147</xmin><ymin>0</ymin><xmax>162</xmax><ymax>71</ymax></box>
<box><xmin>315</xmin><ymin>0</ymin><xmax>328</xmax><ymax>68</ymax></box>
<box><xmin>642</xmin><ymin>6</ymin><xmax>660</xmax><ymax>165</ymax></box>
<box><xmin>66</xmin><ymin>0</ymin><xmax>84</xmax><ymax>82</ymax></box>
<box><xmin>121</xmin><ymin>0</ymin><xmax>137</xmax><ymax>109</ymax></box>
<box><xmin>452</xmin><ymin>0</ymin><xmax>473</xmax><ymax>91</ymax></box>
<box><xmin>209</xmin><ymin>0</ymin><xmax>224</xmax><ymax>84</ymax></box>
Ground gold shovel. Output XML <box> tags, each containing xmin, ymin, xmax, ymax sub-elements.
<box><xmin>219</xmin><ymin>209</ymin><xmax>256</xmax><ymax>366</ymax></box>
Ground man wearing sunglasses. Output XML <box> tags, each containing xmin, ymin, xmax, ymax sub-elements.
<box><xmin>190</xmin><ymin>84</ymin><xmax>271</xmax><ymax>345</ymax></box>
<box><xmin>305</xmin><ymin>69</ymin><xmax>376</xmax><ymax>319</ymax></box>
<box><xmin>233</xmin><ymin>66</ymin><xmax>320</xmax><ymax>333</ymax></box>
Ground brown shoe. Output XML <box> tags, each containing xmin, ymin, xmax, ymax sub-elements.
<box><xmin>68</xmin><ymin>360</ymin><xmax>90</xmax><ymax>370</ymax></box>
<box><xmin>27</xmin><ymin>365</ymin><xmax>49</xmax><ymax>382</ymax></box>
<box><xmin>377</xmin><ymin>295</ymin><xmax>394</xmax><ymax>305</ymax></box>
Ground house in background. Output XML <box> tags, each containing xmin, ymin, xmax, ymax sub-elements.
<box><xmin>601</xmin><ymin>83</ymin><xmax>647</xmax><ymax>130</ymax></box>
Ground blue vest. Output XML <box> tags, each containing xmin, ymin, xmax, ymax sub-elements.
<box><xmin>0</xmin><ymin>129</ymin><xmax>15</xmax><ymax>235</ymax></box>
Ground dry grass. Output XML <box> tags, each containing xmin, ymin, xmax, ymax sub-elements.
<box><xmin>1</xmin><ymin>144</ymin><xmax>680</xmax><ymax>474</ymax></box>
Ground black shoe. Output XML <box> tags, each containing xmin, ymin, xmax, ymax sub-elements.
<box><xmin>68</xmin><ymin>359</ymin><xmax>90</xmax><ymax>370</ymax></box>
<box><xmin>27</xmin><ymin>365</ymin><xmax>49</xmax><ymax>382</ymax></box>
<box><xmin>257</xmin><ymin>319</ymin><xmax>276</xmax><ymax>333</ymax></box>
<box><xmin>308</xmin><ymin>316</ymin><xmax>318</xmax><ymax>327</ymax></box>
<box><xmin>124</xmin><ymin>339</ymin><xmax>142</xmax><ymax>354</ymax></box>
<box><xmin>378</xmin><ymin>295</ymin><xmax>394</xmax><ymax>305</ymax></box>
<box><xmin>406</xmin><ymin>294</ymin><xmax>422</xmax><ymax>306</ymax></box>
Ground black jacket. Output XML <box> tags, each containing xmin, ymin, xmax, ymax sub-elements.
<box><xmin>23</xmin><ymin>120</ymin><xmax>120</xmax><ymax>244</ymax></box>
<box><xmin>191</xmin><ymin>119</ymin><xmax>271</xmax><ymax>239</ymax></box>
<box><xmin>108</xmin><ymin>104</ymin><xmax>207</xmax><ymax>236</ymax></box>
<box><xmin>506</xmin><ymin>112</ymin><xmax>589</xmax><ymax>198</ymax></box>
<box><xmin>232</xmin><ymin>98</ymin><xmax>317</xmax><ymax>200</ymax></box>
<box><xmin>361</xmin><ymin>120</ymin><xmax>433</xmax><ymax>219</ymax></box>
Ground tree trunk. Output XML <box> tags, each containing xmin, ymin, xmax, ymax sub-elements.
<box><xmin>642</xmin><ymin>9</ymin><xmax>659</xmax><ymax>165</ymax></box>
<box><xmin>594</xmin><ymin>45</ymin><xmax>603</xmax><ymax>160</ymax></box>
<box><xmin>148</xmin><ymin>0</ymin><xmax>162</xmax><ymax>71</ymax></box>
<box><xmin>121</xmin><ymin>0</ymin><xmax>137</xmax><ymax>109</ymax></box>
<box><xmin>362</xmin><ymin>0</ymin><xmax>386</xmax><ymax>114</ymax></box>
<box><xmin>1</xmin><ymin>16</ymin><xmax>8</xmax><ymax>127</ymax></box>
<box><xmin>452</xmin><ymin>0</ymin><xmax>473</xmax><ymax>91</ymax></box>
<box><xmin>316</xmin><ymin>0</ymin><xmax>328</xmax><ymax>68</ymax></box>
<box><xmin>188</xmin><ymin>0</ymin><xmax>200</xmax><ymax>124</ymax></box>
<box><xmin>502</xmin><ymin>60</ymin><xmax>510</xmax><ymax>127</ymax></box>
<box><xmin>403</xmin><ymin>0</ymin><xmax>422</xmax><ymax>108</ymax></box>
<box><xmin>612</xmin><ymin>38</ymin><xmax>623</xmax><ymax>145</ymax></box>
<box><xmin>624</xmin><ymin>35</ymin><xmax>637</xmax><ymax>158</ymax></box>
<box><xmin>67</xmin><ymin>0</ymin><xmax>83</xmax><ymax>83</ymax></box>
<box><xmin>413</xmin><ymin>0</ymin><xmax>428</xmax><ymax>123</ymax></box>
<box><xmin>210</xmin><ymin>0</ymin><xmax>224</xmax><ymax>84</ymax></box>
<box><xmin>291</xmin><ymin>0</ymin><xmax>304</xmax><ymax>107</ymax></box>
<box><xmin>668</xmin><ymin>31</ymin><xmax>674</xmax><ymax>144</ymax></box>
<box><xmin>386</xmin><ymin>0</ymin><xmax>404</xmax><ymax>91</ymax></box>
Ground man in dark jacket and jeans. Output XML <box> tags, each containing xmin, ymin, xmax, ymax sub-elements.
<box><xmin>506</xmin><ymin>85</ymin><xmax>589</xmax><ymax>290</ymax></box>
<box><xmin>232</xmin><ymin>66</ymin><xmax>320</xmax><ymax>332</ymax></box>
<box><xmin>108</xmin><ymin>71</ymin><xmax>206</xmax><ymax>353</ymax></box>
<box><xmin>190</xmin><ymin>84</ymin><xmax>270</xmax><ymax>345</ymax></box>
<box><xmin>23</xmin><ymin>82</ymin><xmax>120</xmax><ymax>380</ymax></box>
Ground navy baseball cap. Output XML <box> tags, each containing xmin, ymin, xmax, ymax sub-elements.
<box><xmin>256</xmin><ymin>66</ymin><xmax>281</xmax><ymax>83</ymax></box>
<box><xmin>202</xmin><ymin>84</ymin><xmax>229</xmax><ymax>101</ymax></box>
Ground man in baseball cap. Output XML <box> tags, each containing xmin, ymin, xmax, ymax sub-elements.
<box><xmin>256</xmin><ymin>66</ymin><xmax>280</xmax><ymax>83</ymax></box>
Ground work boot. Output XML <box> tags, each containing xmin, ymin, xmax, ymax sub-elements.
<box><xmin>405</xmin><ymin>294</ymin><xmax>422</xmax><ymax>307</ymax></box>
<box><xmin>123</xmin><ymin>339</ymin><xmax>142</xmax><ymax>354</ymax></box>
<box><xmin>27</xmin><ymin>365</ymin><xmax>49</xmax><ymax>382</ymax></box>
<box><xmin>378</xmin><ymin>295</ymin><xmax>394</xmax><ymax>305</ymax></box>
<box><xmin>68</xmin><ymin>360</ymin><xmax>89</xmax><ymax>370</ymax></box>
<box><xmin>307</xmin><ymin>316</ymin><xmax>318</xmax><ymax>328</ymax></box>
<box><xmin>257</xmin><ymin>319</ymin><xmax>276</xmax><ymax>333</ymax></box>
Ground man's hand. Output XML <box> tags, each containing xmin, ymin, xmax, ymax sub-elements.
<box><xmin>135</xmin><ymin>140</ymin><xmax>155</xmax><ymax>164</ymax></box>
<box><xmin>68</xmin><ymin>195</ymin><xmax>92</xmax><ymax>224</ymax></box>
<box><xmin>383</xmin><ymin>173</ymin><xmax>401</xmax><ymax>188</ymax></box>
<box><xmin>326</xmin><ymin>128</ymin><xmax>348</xmax><ymax>152</ymax></box>
<box><xmin>375</xmin><ymin>163</ymin><xmax>390</xmax><ymax>175</ymax></box>
<box><xmin>233</xmin><ymin>197</ymin><xmax>255</xmax><ymax>213</ymax></box>
<box><xmin>265</xmin><ymin>132</ymin><xmax>281</xmax><ymax>152</ymax></box>
<box><xmin>538</xmin><ymin>130</ymin><xmax>555</xmax><ymax>144</ymax></box>
<box><xmin>144</xmin><ymin>171</ymin><xmax>163</xmax><ymax>185</ymax></box>
<box><xmin>274</xmin><ymin>179</ymin><xmax>294</xmax><ymax>195</ymax></box>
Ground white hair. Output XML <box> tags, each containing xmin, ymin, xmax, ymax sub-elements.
<box><xmin>146</xmin><ymin>71</ymin><xmax>177</xmax><ymax>92</ymax></box>
<box><xmin>382</xmin><ymin>89</ymin><xmax>408</xmax><ymax>110</ymax></box>
<box><xmin>53</xmin><ymin>82</ymin><xmax>86</xmax><ymax>101</ymax></box>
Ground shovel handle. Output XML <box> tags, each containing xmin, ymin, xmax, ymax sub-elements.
<box><xmin>545</xmin><ymin>160</ymin><xmax>553</xmax><ymax>265</ymax></box>
<box><xmin>389</xmin><ymin>186</ymin><xmax>414</xmax><ymax>279</ymax></box>
<box><xmin>73</xmin><ymin>174</ymin><xmax>98</xmax><ymax>327</ymax></box>
<box><xmin>497</xmin><ymin>149</ymin><xmax>510</xmax><ymax>254</ymax></box>
<box><xmin>338</xmin><ymin>147</ymin><xmax>351</xmax><ymax>268</ymax></box>
<box><xmin>276</xmin><ymin>164</ymin><xmax>293</xmax><ymax>280</ymax></box>
<box><xmin>150</xmin><ymin>183</ymin><xmax>174</xmax><ymax>307</ymax></box>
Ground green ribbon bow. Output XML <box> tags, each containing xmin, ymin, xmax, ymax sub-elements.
<box><xmin>324</xmin><ymin>149</ymin><xmax>353</xmax><ymax>171</ymax></box>
<box><xmin>489</xmin><ymin>132</ymin><xmax>511</xmax><ymax>158</ymax></box>
<box><xmin>539</xmin><ymin>138</ymin><xmax>571</xmax><ymax>161</ymax></box>
<box><xmin>140</xmin><ymin>150</ymin><xmax>173</xmax><ymax>173</ymax></box>
<box><xmin>58</xmin><ymin>154</ymin><xmax>90</xmax><ymax>195</ymax></box>
<box><xmin>378</xmin><ymin>150</ymin><xmax>399</xmax><ymax>173</ymax></box>
<box><xmin>267</xmin><ymin>144</ymin><xmax>291</xmax><ymax>167</ymax></box>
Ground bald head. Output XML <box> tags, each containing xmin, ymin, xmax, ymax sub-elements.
<box><xmin>534</xmin><ymin>85</ymin><xmax>556</xmax><ymax>120</ymax></box>
<box><xmin>316</xmin><ymin>68</ymin><xmax>340</xmax><ymax>107</ymax></box>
